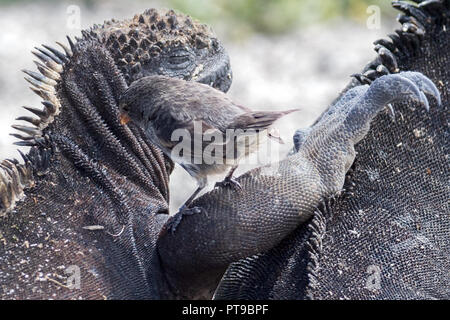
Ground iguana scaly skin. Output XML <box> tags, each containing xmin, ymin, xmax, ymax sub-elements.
<box><xmin>215</xmin><ymin>0</ymin><xmax>449</xmax><ymax>300</ymax></box>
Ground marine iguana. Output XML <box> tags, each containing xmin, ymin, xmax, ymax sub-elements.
<box><xmin>215</xmin><ymin>0</ymin><xmax>449</xmax><ymax>300</ymax></box>
<box><xmin>0</xmin><ymin>2</ymin><xmax>446</xmax><ymax>301</ymax></box>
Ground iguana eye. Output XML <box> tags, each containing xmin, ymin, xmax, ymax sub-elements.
<box><xmin>168</xmin><ymin>54</ymin><xmax>190</xmax><ymax>65</ymax></box>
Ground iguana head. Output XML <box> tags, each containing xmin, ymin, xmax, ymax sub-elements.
<box><xmin>92</xmin><ymin>8</ymin><xmax>232</xmax><ymax>92</ymax></box>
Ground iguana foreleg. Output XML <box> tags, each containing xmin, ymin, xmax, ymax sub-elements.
<box><xmin>157</xmin><ymin>71</ymin><xmax>440</xmax><ymax>299</ymax></box>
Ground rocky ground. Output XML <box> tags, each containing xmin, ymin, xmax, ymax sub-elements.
<box><xmin>0</xmin><ymin>1</ymin><xmax>394</xmax><ymax>211</ymax></box>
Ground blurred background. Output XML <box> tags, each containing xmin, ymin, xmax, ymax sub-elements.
<box><xmin>0</xmin><ymin>0</ymin><xmax>398</xmax><ymax>211</ymax></box>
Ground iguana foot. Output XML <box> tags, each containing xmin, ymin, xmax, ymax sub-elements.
<box><xmin>214</xmin><ymin>176</ymin><xmax>242</xmax><ymax>191</ymax></box>
<box><xmin>294</xmin><ymin>71</ymin><xmax>441</xmax><ymax>195</ymax></box>
<box><xmin>165</xmin><ymin>205</ymin><xmax>203</xmax><ymax>234</ymax></box>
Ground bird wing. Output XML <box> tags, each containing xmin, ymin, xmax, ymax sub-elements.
<box><xmin>152</xmin><ymin>108</ymin><xmax>227</xmax><ymax>166</ymax></box>
<box><xmin>227</xmin><ymin>109</ymin><xmax>298</xmax><ymax>131</ymax></box>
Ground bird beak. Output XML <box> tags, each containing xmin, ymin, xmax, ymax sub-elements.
<box><xmin>119</xmin><ymin>112</ymin><xmax>131</xmax><ymax>125</ymax></box>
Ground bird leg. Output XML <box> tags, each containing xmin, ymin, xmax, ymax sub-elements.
<box><xmin>182</xmin><ymin>184</ymin><xmax>206</xmax><ymax>209</ymax></box>
<box><xmin>165</xmin><ymin>177</ymin><xmax>207</xmax><ymax>233</ymax></box>
<box><xmin>214</xmin><ymin>165</ymin><xmax>242</xmax><ymax>191</ymax></box>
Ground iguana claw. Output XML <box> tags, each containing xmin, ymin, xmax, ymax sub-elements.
<box><xmin>340</xmin><ymin>72</ymin><xmax>440</xmax><ymax>137</ymax></box>
<box><xmin>395</xmin><ymin>71</ymin><xmax>442</xmax><ymax>107</ymax></box>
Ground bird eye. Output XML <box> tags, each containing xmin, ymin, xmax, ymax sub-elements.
<box><xmin>119</xmin><ymin>102</ymin><xmax>129</xmax><ymax>112</ymax></box>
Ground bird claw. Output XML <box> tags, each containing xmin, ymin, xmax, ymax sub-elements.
<box><xmin>215</xmin><ymin>177</ymin><xmax>242</xmax><ymax>191</ymax></box>
<box><xmin>165</xmin><ymin>205</ymin><xmax>204</xmax><ymax>234</ymax></box>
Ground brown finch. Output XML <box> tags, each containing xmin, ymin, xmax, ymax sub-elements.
<box><xmin>119</xmin><ymin>75</ymin><xmax>298</xmax><ymax>212</ymax></box>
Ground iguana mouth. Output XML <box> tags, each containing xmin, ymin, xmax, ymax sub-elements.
<box><xmin>197</xmin><ymin>54</ymin><xmax>232</xmax><ymax>93</ymax></box>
